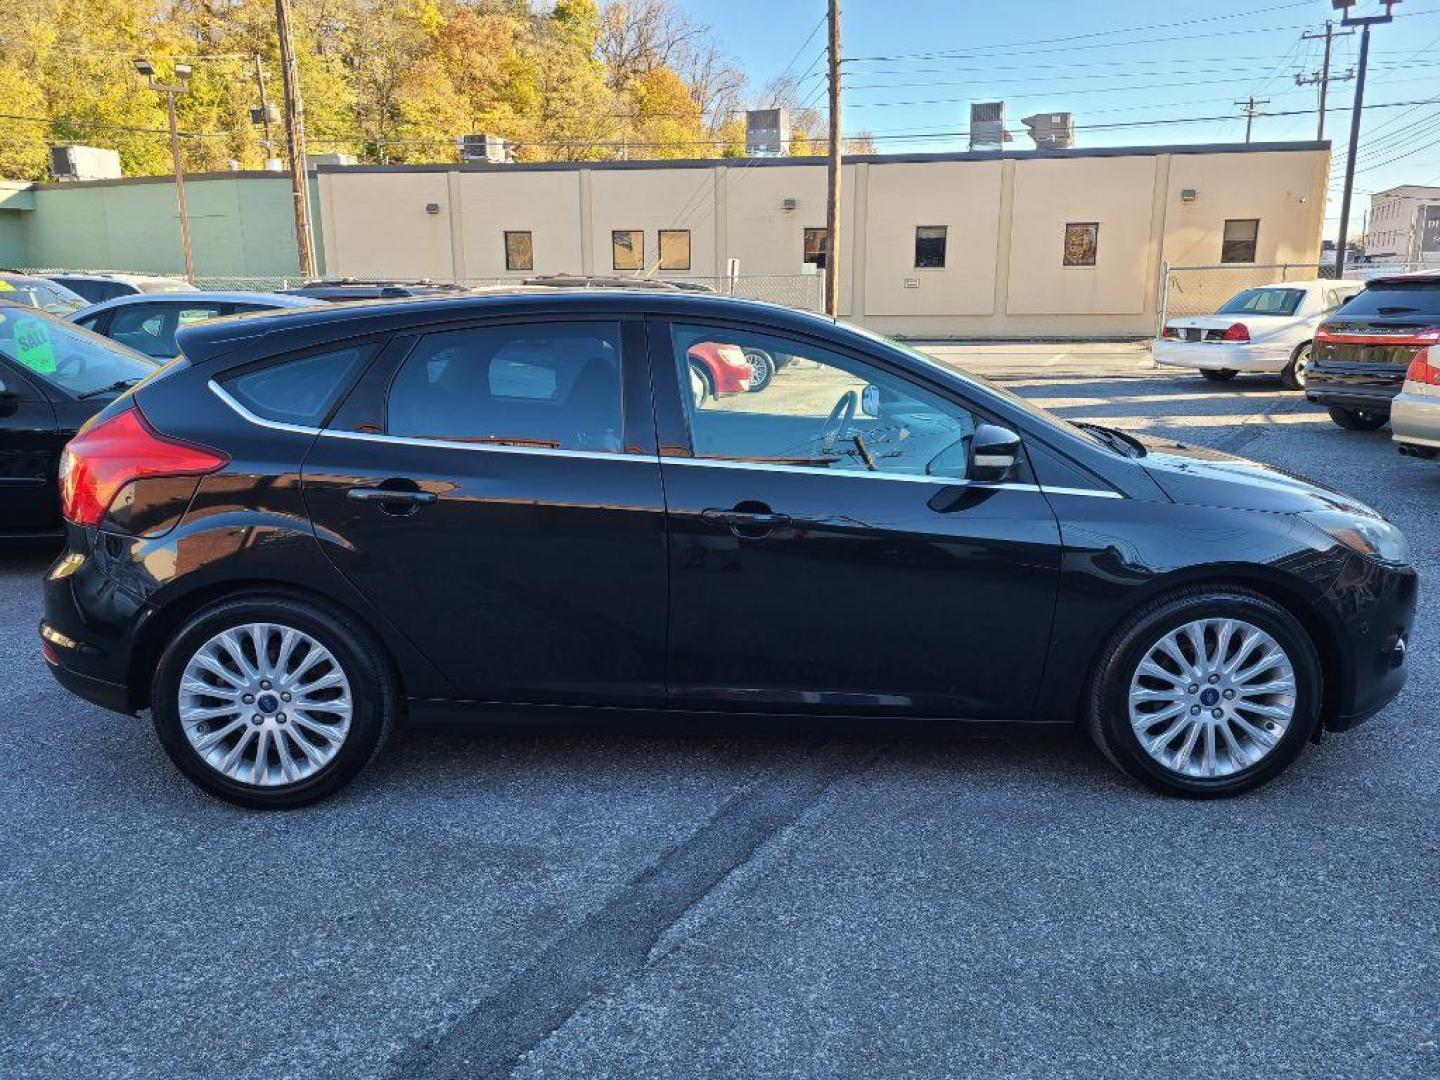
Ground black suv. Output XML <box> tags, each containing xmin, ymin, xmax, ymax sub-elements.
<box><xmin>1306</xmin><ymin>272</ymin><xmax>1440</xmax><ymax>429</ymax></box>
<box><xmin>41</xmin><ymin>292</ymin><xmax>1415</xmax><ymax>807</ymax></box>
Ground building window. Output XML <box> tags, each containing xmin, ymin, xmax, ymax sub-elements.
<box><xmin>1221</xmin><ymin>218</ymin><xmax>1259</xmax><ymax>263</ymax></box>
<box><xmin>658</xmin><ymin>229</ymin><xmax>691</xmax><ymax>271</ymax></box>
<box><xmin>914</xmin><ymin>226</ymin><xmax>947</xmax><ymax>268</ymax></box>
<box><xmin>612</xmin><ymin>229</ymin><xmax>643</xmax><ymax>271</ymax></box>
<box><xmin>504</xmin><ymin>231</ymin><xmax>533</xmax><ymax>272</ymax></box>
<box><xmin>1062</xmin><ymin>222</ymin><xmax>1099</xmax><ymax>267</ymax></box>
<box><xmin>803</xmin><ymin>227</ymin><xmax>828</xmax><ymax>269</ymax></box>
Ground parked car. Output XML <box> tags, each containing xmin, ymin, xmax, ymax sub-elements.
<box><xmin>46</xmin><ymin>272</ymin><xmax>194</xmax><ymax>304</ymax></box>
<box><xmin>522</xmin><ymin>274</ymin><xmax>716</xmax><ymax>293</ymax></box>
<box><xmin>277</xmin><ymin>279</ymin><xmax>469</xmax><ymax>302</ymax></box>
<box><xmin>41</xmin><ymin>292</ymin><xmax>1414</xmax><ymax>808</ymax></box>
<box><xmin>70</xmin><ymin>292</ymin><xmax>316</xmax><ymax>359</ymax></box>
<box><xmin>0</xmin><ymin>305</ymin><xmax>157</xmax><ymax>537</ymax></box>
<box><xmin>685</xmin><ymin>338</ymin><xmax>752</xmax><ymax>402</ymax></box>
<box><xmin>0</xmin><ymin>272</ymin><xmax>89</xmax><ymax>316</ymax></box>
<box><xmin>1306</xmin><ymin>272</ymin><xmax>1440</xmax><ymax>429</ymax></box>
<box><xmin>1392</xmin><ymin>347</ymin><xmax>1440</xmax><ymax>459</ymax></box>
<box><xmin>1155</xmin><ymin>280</ymin><xmax>1362</xmax><ymax>389</ymax></box>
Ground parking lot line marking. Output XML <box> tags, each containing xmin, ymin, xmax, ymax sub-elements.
<box><xmin>387</xmin><ymin>741</ymin><xmax>881</xmax><ymax>1080</ymax></box>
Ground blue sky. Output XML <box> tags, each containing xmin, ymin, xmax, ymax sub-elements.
<box><xmin>685</xmin><ymin>0</ymin><xmax>1440</xmax><ymax>243</ymax></box>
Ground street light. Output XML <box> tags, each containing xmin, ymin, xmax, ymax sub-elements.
<box><xmin>134</xmin><ymin>57</ymin><xmax>195</xmax><ymax>284</ymax></box>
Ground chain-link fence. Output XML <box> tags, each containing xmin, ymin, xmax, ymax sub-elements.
<box><xmin>13</xmin><ymin>267</ymin><xmax>826</xmax><ymax>312</ymax></box>
<box><xmin>1158</xmin><ymin>260</ymin><xmax>1433</xmax><ymax>334</ymax></box>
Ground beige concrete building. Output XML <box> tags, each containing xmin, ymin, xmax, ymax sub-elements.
<box><xmin>1366</xmin><ymin>184</ymin><xmax>1440</xmax><ymax>260</ymax></box>
<box><xmin>315</xmin><ymin>141</ymin><xmax>1330</xmax><ymax>337</ymax></box>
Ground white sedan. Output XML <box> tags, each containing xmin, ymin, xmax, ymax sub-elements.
<box><xmin>1155</xmin><ymin>279</ymin><xmax>1362</xmax><ymax>390</ymax></box>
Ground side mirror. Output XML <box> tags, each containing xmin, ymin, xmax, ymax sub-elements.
<box><xmin>967</xmin><ymin>423</ymin><xmax>1022</xmax><ymax>483</ymax></box>
<box><xmin>861</xmin><ymin>383</ymin><xmax>880</xmax><ymax>417</ymax></box>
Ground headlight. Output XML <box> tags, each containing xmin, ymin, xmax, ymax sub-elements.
<box><xmin>1301</xmin><ymin>510</ymin><xmax>1410</xmax><ymax>566</ymax></box>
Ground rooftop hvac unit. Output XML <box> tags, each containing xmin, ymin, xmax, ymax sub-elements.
<box><xmin>308</xmin><ymin>152</ymin><xmax>358</xmax><ymax>167</ymax></box>
<box><xmin>48</xmin><ymin>145</ymin><xmax>122</xmax><ymax>182</ymax></box>
<box><xmin>1022</xmin><ymin>112</ymin><xmax>1076</xmax><ymax>150</ymax></box>
<box><xmin>459</xmin><ymin>134</ymin><xmax>512</xmax><ymax>164</ymax></box>
<box><xmin>746</xmin><ymin>109</ymin><xmax>791</xmax><ymax>157</ymax></box>
<box><xmin>968</xmin><ymin>102</ymin><xmax>1011</xmax><ymax>151</ymax></box>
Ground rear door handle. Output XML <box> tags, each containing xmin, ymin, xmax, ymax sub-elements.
<box><xmin>346</xmin><ymin>487</ymin><xmax>436</xmax><ymax>504</ymax></box>
<box><xmin>701</xmin><ymin>509</ymin><xmax>791</xmax><ymax>527</ymax></box>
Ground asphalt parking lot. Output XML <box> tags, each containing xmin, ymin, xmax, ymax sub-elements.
<box><xmin>2</xmin><ymin>343</ymin><xmax>1436</xmax><ymax>1079</ymax></box>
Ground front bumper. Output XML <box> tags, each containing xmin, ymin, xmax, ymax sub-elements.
<box><xmin>1324</xmin><ymin>557</ymin><xmax>1418</xmax><ymax>732</ymax></box>
<box><xmin>1153</xmin><ymin>340</ymin><xmax>1293</xmax><ymax>373</ymax></box>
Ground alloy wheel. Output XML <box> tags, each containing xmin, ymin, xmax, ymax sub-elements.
<box><xmin>178</xmin><ymin>622</ymin><xmax>353</xmax><ymax>787</ymax></box>
<box><xmin>1127</xmin><ymin>617</ymin><xmax>1297</xmax><ymax>779</ymax></box>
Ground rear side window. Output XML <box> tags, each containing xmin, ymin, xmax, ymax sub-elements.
<box><xmin>386</xmin><ymin>322</ymin><xmax>623</xmax><ymax>452</ymax></box>
<box><xmin>1334</xmin><ymin>283</ymin><xmax>1440</xmax><ymax>320</ymax></box>
<box><xmin>223</xmin><ymin>346</ymin><xmax>370</xmax><ymax>426</ymax></box>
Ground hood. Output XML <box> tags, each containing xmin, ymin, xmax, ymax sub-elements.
<box><xmin>1137</xmin><ymin>434</ymin><xmax>1380</xmax><ymax>516</ymax></box>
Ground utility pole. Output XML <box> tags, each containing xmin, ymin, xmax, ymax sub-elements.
<box><xmin>276</xmin><ymin>0</ymin><xmax>316</xmax><ymax>279</ymax></box>
<box><xmin>135</xmin><ymin>59</ymin><xmax>195</xmax><ymax>284</ymax></box>
<box><xmin>1333</xmin><ymin>0</ymin><xmax>1400</xmax><ymax>278</ymax></box>
<box><xmin>824</xmin><ymin>0</ymin><xmax>841</xmax><ymax>318</ymax></box>
<box><xmin>253</xmin><ymin>54</ymin><xmax>275</xmax><ymax>159</ymax></box>
<box><xmin>1234</xmin><ymin>96</ymin><xmax>1271</xmax><ymax>143</ymax></box>
<box><xmin>1297</xmin><ymin>20</ymin><xmax>1355</xmax><ymax>140</ymax></box>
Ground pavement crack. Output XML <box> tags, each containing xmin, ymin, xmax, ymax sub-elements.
<box><xmin>386</xmin><ymin>740</ymin><xmax>878</xmax><ymax>1080</ymax></box>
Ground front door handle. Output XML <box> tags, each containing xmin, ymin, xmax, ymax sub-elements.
<box><xmin>701</xmin><ymin>509</ymin><xmax>791</xmax><ymax>528</ymax></box>
<box><xmin>346</xmin><ymin>482</ymin><xmax>437</xmax><ymax>516</ymax></box>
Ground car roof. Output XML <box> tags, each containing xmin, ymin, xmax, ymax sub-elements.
<box><xmin>1362</xmin><ymin>270</ymin><xmax>1440</xmax><ymax>288</ymax></box>
<box><xmin>73</xmin><ymin>291</ymin><xmax>320</xmax><ymax>319</ymax></box>
<box><xmin>175</xmin><ymin>289</ymin><xmax>840</xmax><ymax>368</ymax></box>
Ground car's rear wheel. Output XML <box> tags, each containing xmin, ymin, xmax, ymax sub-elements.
<box><xmin>1087</xmin><ymin>588</ymin><xmax>1321</xmax><ymax>798</ymax></box>
<box><xmin>151</xmin><ymin>595</ymin><xmax>396</xmax><ymax>809</ymax></box>
<box><xmin>1201</xmin><ymin>369</ymin><xmax>1238</xmax><ymax>383</ymax></box>
<box><xmin>1281</xmin><ymin>343</ymin><xmax>1310</xmax><ymax>391</ymax></box>
<box><xmin>1328</xmin><ymin>405</ymin><xmax>1388</xmax><ymax>431</ymax></box>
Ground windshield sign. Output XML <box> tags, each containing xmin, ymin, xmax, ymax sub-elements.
<box><xmin>0</xmin><ymin>308</ymin><xmax>156</xmax><ymax>396</ymax></box>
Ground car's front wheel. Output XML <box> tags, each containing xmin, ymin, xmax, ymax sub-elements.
<box><xmin>151</xmin><ymin>595</ymin><xmax>396</xmax><ymax>809</ymax></box>
<box><xmin>1328</xmin><ymin>405</ymin><xmax>1388</xmax><ymax>431</ymax></box>
<box><xmin>1200</xmin><ymin>369</ymin><xmax>1238</xmax><ymax>383</ymax></box>
<box><xmin>1087</xmin><ymin>588</ymin><xmax>1321</xmax><ymax>798</ymax></box>
<box><xmin>743</xmin><ymin>347</ymin><xmax>776</xmax><ymax>392</ymax></box>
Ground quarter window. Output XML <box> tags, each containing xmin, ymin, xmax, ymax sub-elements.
<box><xmin>504</xmin><ymin>230</ymin><xmax>534</xmax><ymax>272</ymax></box>
<box><xmin>387</xmin><ymin>323</ymin><xmax>623</xmax><ymax>452</ymax></box>
<box><xmin>1221</xmin><ymin>218</ymin><xmax>1260</xmax><ymax>263</ymax></box>
<box><xmin>658</xmin><ymin>229</ymin><xmax>691</xmax><ymax>271</ymax></box>
<box><xmin>611</xmin><ymin>230</ymin><xmax>643</xmax><ymax>271</ymax></box>
<box><xmin>670</xmin><ymin>322</ymin><xmax>980</xmax><ymax>481</ymax></box>
<box><xmin>803</xmin><ymin>227</ymin><xmax>828</xmax><ymax>269</ymax></box>
<box><xmin>1063</xmin><ymin>222</ymin><xmax>1099</xmax><ymax>267</ymax></box>
<box><xmin>914</xmin><ymin>225</ymin><xmax>947</xmax><ymax>268</ymax></box>
<box><xmin>224</xmin><ymin>346</ymin><xmax>370</xmax><ymax>426</ymax></box>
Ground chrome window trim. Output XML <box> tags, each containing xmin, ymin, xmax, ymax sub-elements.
<box><xmin>210</xmin><ymin>379</ymin><xmax>1122</xmax><ymax>495</ymax></box>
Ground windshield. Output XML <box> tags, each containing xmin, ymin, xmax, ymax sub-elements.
<box><xmin>0</xmin><ymin>306</ymin><xmax>156</xmax><ymax>396</ymax></box>
<box><xmin>1217</xmin><ymin>287</ymin><xmax>1305</xmax><ymax>317</ymax></box>
<box><xmin>0</xmin><ymin>278</ymin><xmax>87</xmax><ymax>315</ymax></box>
<box><xmin>1334</xmin><ymin>281</ymin><xmax>1440</xmax><ymax>319</ymax></box>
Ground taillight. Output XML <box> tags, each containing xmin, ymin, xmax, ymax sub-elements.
<box><xmin>1406</xmin><ymin>348</ymin><xmax>1440</xmax><ymax>386</ymax></box>
<box><xmin>1315</xmin><ymin>325</ymin><xmax>1334</xmax><ymax>342</ymax></box>
<box><xmin>59</xmin><ymin>405</ymin><xmax>227</xmax><ymax>527</ymax></box>
<box><xmin>1222</xmin><ymin>322</ymin><xmax>1250</xmax><ymax>343</ymax></box>
<box><xmin>1161</xmin><ymin>324</ymin><xmax>1182</xmax><ymax>340</ymax></box>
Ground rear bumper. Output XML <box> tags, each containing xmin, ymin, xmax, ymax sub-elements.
<box><xmin>1392</xmin><ymin>389</ymin><xmax>1440</xmax><ymax>449</ymax></box>
<box><xmin>39</xmin><ymin>547</ymin><xmax>144</xmax><ymax>716</ymax></box>
<box><xmin>42</xmin><ymin>639</ymin><xmax>133</xmax><ymax>714</ymax></box>
<box><xmin>1305</xmin><ymin>381</ymin><xmax>1401</xmax><ymax>411</ymax></box>
<box><xmin>1153</xmin><ymin>340</ymin><xmax>1293</xmax><ymax>373</ymax></box>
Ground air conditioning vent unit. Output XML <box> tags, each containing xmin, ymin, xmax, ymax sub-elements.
<box><xmin>459</xmin><ymin>134</ymin><xmax>512</xmax><ymax>164</ymax></box>
<box><xmin>780</xmin><ymin>197</ymin><xmax>798</xmax><ymax>211</ymax></box>
<box><xmin>746</xmin><ymin>109</ymin><xmax>791</xmax><ymax>157</ymax></box>
<box><xmin>969</xmin><ymin>102</ymin><xmax>1011</xmax><ymax>151</ymax></box>
<box><xmin>1021</xmin><ymin>112</ymin><xmax>1075</xmax><ymax>149</ymax></box>
<box><xmin>49</xmin><ymin>145</ymin><xmax>122</xmax><ymax>182</ymax></box>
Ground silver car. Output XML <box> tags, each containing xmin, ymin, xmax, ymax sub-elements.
<box><xmin>1393</xmin><ymin>350</ymin><xmax>1440</xmax><ymax>460</ymax></box>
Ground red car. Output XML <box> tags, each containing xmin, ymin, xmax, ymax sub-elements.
<box><xmin>687</xmin><ymin>340</ymin><xmax>751</xmax><ymax>402</ymax></box>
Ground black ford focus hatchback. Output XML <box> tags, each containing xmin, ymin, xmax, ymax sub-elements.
<box><xmin>41</xmin><ymin>290</ymin><xmax>1416</xmax><ymax>807</ymax></box>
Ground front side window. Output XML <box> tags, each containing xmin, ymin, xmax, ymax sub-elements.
<box><xmin>803</xmin><ymin>227</ymin><xmax>828</xmax><ymax>269</ymax></box>
<box><xmin>659</xmin><ymin>229</ymin><xmax>691</xmax><ymax>271</ymax></box>
<box><xmin>388</xmin><ymin>322</ymin><xmax>623</xmax><ymax>453</ymax></box>
<box><xmin>1063</xmin><ymin>222</ymin><xmax>1099</xmax><ymax>267</ymax></box>
<box><xmin>671</xmin><ymin>322</ymin><xmax>980</xmax><ymax>481</ymax></box>
<box><xmin>915</xmin><ymin>225</ymin><xmax>947</xmax><ymax>268</ymax></box>
<box><xmin>224</xmin><ymin>346</ymin><xmax>370</xmax><ymax>426</ymax></box>
<box><xmin>504</xmin><ymin>230</ymin><xmax>534</xmax><ymax>272</ymax></box>
<box><xmin>1217</xmin><ymin>288</ymin><xmax>1304</xmax><ymax>317</ymax></box>
<box><xmin>1221</xmin><ymin>218</ymin><xmax>1259</xmax><ymax>263</ymax></box>
<box><xmin>0</xmin><ymin>307</ymin><xmax>155</xmax><ymax>397</ymax></box>
<box><xmin>611</xmin><ymin>230</ymin><xmax>643</xmax><ymax>271</ymax></box>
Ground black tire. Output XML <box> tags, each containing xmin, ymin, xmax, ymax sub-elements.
<box><xmin>1201</xmin><ymin>369</ymin><xmax>1238</xmax><ymax>383</ymax></box>
<box><xmin>1086</xmin><ymin>587</ymin><xmax>1322</xmax><ymax>799</ymax></box>
<box><xmin>151</xmin><ymin>594</ymin><xmax>397</xmax><ymax>809</ymax></box>
<box><xmin>743</xmin><ymin>347</ymin><xmax>776</xmax><ymax>393</ymax></box>
<box><xmin>1328</xmin><ymin>405</ymin><xmax>1389</xmax><ymax>431</ymax></box>
<box><xmin>688</xmin><ymin>358</ymin><xmax>714</xmax><ymax>405</ymax></box>
<box><xmin>771</xmin><ymin>352</ymin><xmax>793</xmax><ymax>372</ymax></box>
<box><xmin>1280</xmin><ymin>343</ymin><xmax>1310</xmax><ymax>391</ymax></box>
